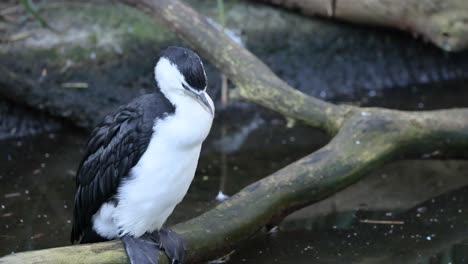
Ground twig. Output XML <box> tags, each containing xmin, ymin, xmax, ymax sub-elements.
<box><xmin>360</xmin><ymin>219</ymin><xmax>405</xmax><ymax>225</ymax></box>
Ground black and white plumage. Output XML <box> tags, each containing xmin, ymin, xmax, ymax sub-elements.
<box><xmin>71</xmin><ymin>47</ymin><xmax>214</xmax><ymax>262</ymax></box>
<box><xmin>71</xmin><ymin>93</ymin><xmax>174</xmax><ymax>242</ymax></box>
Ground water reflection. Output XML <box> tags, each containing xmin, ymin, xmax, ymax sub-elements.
<box><xmin>230</xmin><ymin>184</ymin><xmax>468</xmax><ymax>264</ymax></box>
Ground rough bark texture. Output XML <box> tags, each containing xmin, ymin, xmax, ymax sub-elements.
<box><xmin>1</xmin><ymin>0</ymin><xmax>468</xmax><ymax>263</ymax></box>
<box><xmin>254</xmin><ymin>0</ymin><xmax>468</xmax><ymax>52</ymax></box>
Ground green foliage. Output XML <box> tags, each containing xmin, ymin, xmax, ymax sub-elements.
<box><xmin>217</xmin><ymin>0</ymin><xmax>225</xmax><ymax>29</ymax></box>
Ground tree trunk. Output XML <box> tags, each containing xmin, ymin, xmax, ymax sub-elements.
<box><xmin>253</xmin><ymin>0</ymin><xmax>468</xmax><ymax>52</ymax></box>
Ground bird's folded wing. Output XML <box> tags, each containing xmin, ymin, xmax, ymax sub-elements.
<box><xmin>71</xmin><ymin>103</ymin><xmax>153</xmax><ymax>243</ymax></box>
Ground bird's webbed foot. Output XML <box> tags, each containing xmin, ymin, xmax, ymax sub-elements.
<box><xmin>122</xmin><ymin>234</ymin><xmax>161</xmax><ymax>264</ymax></box>
<box><xmin>151</xmin><ymin>228</ymin><xmax>186</xmax><ymax>264</ymax></box>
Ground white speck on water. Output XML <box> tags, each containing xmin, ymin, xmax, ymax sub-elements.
<box><xmin>67</xmin><ymin>220</ymin><xmax>71</xmax><ymax>224</ymax></box>
<box><xmin>418</xmin><ymin>102</ymin><xmax>425</xmax><ymax>109</ymax></box>
<box><xmin>19</xmin><ymin>219</ymin><xmax>23</xmax><ymax>223</ymax></box>
<box><xmin>63</xmin><ymin>204</ymin><xmax>68</xmax><ymax>209</ymax></box>
<box><xmin>426</xmin><ymin>236</ymin><xmax>431</xmax><ymax>241</ymax></box>
<box><xmin>355</xmin><ymin>140</ymin><xmax>361</xmax><ymax>145</ymax></box>
<box><xmin>44</xmin><ymin>153</ymin><xmax>50</xmax><ymax>158</ymax></box>
<box><xmin>417</xmin><ymin>207</ymin><xmax>427</xmax><ymax>213</ymax></box>
<box><xmin>46</xmin><ymin>221</ymin><xmax>50</xmax><ymax>225</ymax></box>
<box><xmin>368</xmin><ymin>90</ymin><xmax>377</xmax><ymax>97</ymax></box>
<box><xmin>360</xmin><ymin>111</ymin><xmax>370</xmax><ymax>116</ymax></box>
<box><xmin>319</xmin><ymin>91</ymin><xmax>327</xmax><ymax>98</ymax></box>
<box><xmin>43</xmin><ymin>214</ymin><xmax>48</xmax><ymax>218</ymax></box>
<box><xmin>89</xmin><ymin>52</ymin><xmax>96</xmax><ymax>60</ymax></box>
<box><xmin>0</xmin><ymin>205</ymin><xmax>5</xmax><ymax>209</ymax></box>
<box><xmin>458</xmin><ymin>209</ymin><xmax>463</xmax><ymax>213</ymax></box>
<box><xmin>24</xmin><ymin>190</ymin><xmax>29</xmax><ymax>194</ymax></box>
<box><xmin>215</xmin><ymin>191</ymin><xmax>230</xmax><ymax>202</ymax></box>
<box><xmin>304</xmin><ymin>245</ymin><xmax>313</xmax><ymax>251</ymax></box>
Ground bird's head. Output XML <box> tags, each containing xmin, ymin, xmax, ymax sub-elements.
<box><xmin>155</xmin><ymin>46</ymin><xmax>214</xmax><ymax>115</ymax></box>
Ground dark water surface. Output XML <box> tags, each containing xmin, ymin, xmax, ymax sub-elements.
<box><xmin>1</xmin><ymin>80</ymin><xmax>468</xmax><ymax>263</ymax></box>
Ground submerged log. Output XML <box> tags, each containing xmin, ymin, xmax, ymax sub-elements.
<box><xmin>253</xmin><ymin>0</ymin><xmax>468</xmax><ymax>52</ymax></box>
<box><xmin>2</xmin><ymin>0</ymin><xmax>468</xmax><ymax>263</ymax></box>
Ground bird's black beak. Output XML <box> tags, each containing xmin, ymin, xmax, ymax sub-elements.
<box><xmin>197</xmin><ymin>92</ymin><xmax>214</xmax><ymax>115</ymax></box>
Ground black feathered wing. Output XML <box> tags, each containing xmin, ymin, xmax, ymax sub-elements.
<box><xmin>71</xmin><ymin>95</ymin><xmax>171</xmax><ymax>243</ymax></box>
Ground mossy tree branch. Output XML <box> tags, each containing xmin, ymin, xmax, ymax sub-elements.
<box><xmin>2</xmin><ymin>0</ymin><xmax>468</xmax><ymax>263</ymax></box>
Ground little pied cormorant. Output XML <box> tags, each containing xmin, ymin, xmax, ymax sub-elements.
<box><xmin>71</xmin><ymin>46</ymin><xmax>215</xmax><ymax>264</ymax></box>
